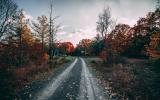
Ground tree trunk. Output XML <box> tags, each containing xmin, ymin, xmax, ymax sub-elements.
<box><xmin>42</xmin><ymin>33</ymin><xmax>44</xmax><ymax>52</ymax></box>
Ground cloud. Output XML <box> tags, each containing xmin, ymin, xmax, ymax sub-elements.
<box><xmin>57</xmin><ymin>26</ymin><xmax>97</xmax><ymax>46</ymax></box>
<box><xmin>118</xmin><ymin>18</ymin><xmax>137</xmax><ymax>26</ymax></box>
<box><xmin>22</xmin><ymin>11</ymin><xmax>33</xmax><ymax>20</ymax></box>
<box><xmin>59</xmin><ymin>25</ymin><xmax>67</xmax><ymax>30</ymax></box>
<box><xmin>68</xmin><ymin>33</ymin><xmax>74</xmax><ymax>38</ymax></box>
<box><xmin>78</xmin><ymin>26</ymin><xmax>96</xmax><ymax>34</ymax></box>
<box><xmin>57</xmin><ymin>31</ymin><xmax>67</xmax><ymax>35</ymax></box>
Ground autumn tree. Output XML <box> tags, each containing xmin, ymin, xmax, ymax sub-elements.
<box><xmin>15</xmin><ymin>11</ymin><xmax>26</xmax><ymax>66</ymax></box>
<box><xmin>0</xmin><ymin>0</ymin><xmax>18</xmax><ymax>39</ymax></box>
<box><xmin>32</xmin><ymin>15</ymin><xmax>49</xmax><ymax>51</ymax></box>
<box><xmin>126</xmin><ymin>9</ymin><xmax>160</xmax><ymax>57</ymax></box>
<box><xmin>0</xmin><ymin>11</ymin><xmax>26</xmax><ymax>66</ymax></box>
<box><xmin>97</xmin><ymin>24</ymin><xmax>131</xmax><ymax>62</ymax></box>
<box><xmin>56</xmin><ymin>42</ymin><xmax>74</xmax><ymax>55</ymax></box>
<box><xmin>109</xmin><ymin>24</ymin><xmax>131</xmax><ymax>54</ymax></box>
<box><xmin>64</xmin><ymin>42</ymin><xmax>74</xmax><ymax>54</ymax></box>
<box><xmin>0</xmin><ymin>10</ymin><xmax>39</xmax><ymax>67</ymax></box>
<box><xmin>15</xmin><ymin>11</ymin><xmax>36</xmax><ymax>66</ymax></box>
<box><xmin>77</xmin><ymin>39</ymin><xmax>92</xmax><ymax>56</ymax></box>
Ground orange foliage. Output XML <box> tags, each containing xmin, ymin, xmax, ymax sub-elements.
<box><xmin>64</xmin><ymin>42</ymin><xmax>74</xmax><ymax>53</ymax></box>
<box><xmin>105</xmin><ymin>24</ymin><xmax>132</xmax><ymax>54</ymax></box>
<box><xmin>56</xmin><ymin>42</ymin><xmax>74</xmax><ymax>54</ymax></box>
<box><xmin>78</xmin><ymin>39</ymin><xmax>92</xmax><ymax>48</ymax></box>
<box><xmin>77</xmin><ymin>39</ymin><xmax>92</xmax><ymax>55</ymax></box>
<box><xmin>36</xmin><ymin>52</ymin><xmax>49</xmax><ymax>65</ymax></box>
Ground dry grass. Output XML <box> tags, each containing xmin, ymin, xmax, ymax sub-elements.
<box><xmin>14</xmin><ymin>56</ymin><xmax>70</xmax><ymax>90</ymax></box>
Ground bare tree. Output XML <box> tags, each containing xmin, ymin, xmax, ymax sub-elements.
<box><xmin>32</xmin><ymin>15</ymin><xmax>49</xmax><ymax>51</ymax></box>
<box><xmin>49</xmin><ymin>0</ymin><xmax>60</xmax><ymax>60</ymax></box>
<box><xmin>0</xmin><ymin>0</ymin><xmax>18</xmax><ymax>38</ymax></box>
<box><xmin>97</xmin><ymin>6</ymin><xmax>112</xmax><ymax>40</ymax></box>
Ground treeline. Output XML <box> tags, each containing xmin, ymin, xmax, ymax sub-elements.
<box><xmin>75</xmin><ymin>8</ymin><xmax>160</xmax><ymax>61</ymax></box>
<box><xmin>0</xmin><ymin>0</ymin><xmax>59</xmax><ymax>99</ymax></box>
<box><xmin>73</xmin><ymin>7</ymin><xmax>160</xmax><ymax>99</ymax></box>
<box><xmin>0</xmin><ymin>0</ymin><xmax>60</xmax><ymax>69</ymax></box>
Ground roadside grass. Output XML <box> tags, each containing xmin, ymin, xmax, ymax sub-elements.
<box><xmin>15</xmin><ymin>56</ymin><xmax>74</xmax><ymax>89</ymax></box>
<box><xmin>65</xmin><ymin>56</ymin><xmax>75</xmax><ymax>62</ymax></box>
<box><xmin>86</xmin><ymin>57</ymin><xmax>160</xmax><ymax>100</ymax></box>
<box><xmin>14</xmin><ymin>56</ymin><xmax>75</xmax><ymax>100</ymax></box>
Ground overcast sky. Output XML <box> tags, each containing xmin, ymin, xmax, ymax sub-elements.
<box><xmin>16</xmin><ymin>0</ymin><xmax>157</xmax><ymax>46</ymax></box>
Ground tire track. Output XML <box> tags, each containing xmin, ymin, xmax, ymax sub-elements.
<box><xmin>78</xmin><ymin>58</ymin><xmax>109</xmax><ymax>100</ymax></box>
<box><xmin>33</xmin><ymin>58</ymin><xmax>78</xmax><ymax>100</ymax></box>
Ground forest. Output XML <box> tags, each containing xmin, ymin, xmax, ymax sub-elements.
<box><xmin>0</xmin><ymin>0</ymin><xmax>160</xmax><ymax>100</ymax></box>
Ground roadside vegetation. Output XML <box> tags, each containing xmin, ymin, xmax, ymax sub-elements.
<box><xmin>0</xmin><ymin>0</ymin><xmax>75</xmax><ymax>99</ymax></box>
<box><xmin>86</xmin><ymin>57</ymin><xmax>160</xmax><ymax>100</ymax></box>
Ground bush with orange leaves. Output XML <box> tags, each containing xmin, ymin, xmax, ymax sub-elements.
<box><xmin>36</xmin><ymin>52</ymin><xmax>49</xmax><ymax>65</ymax></box>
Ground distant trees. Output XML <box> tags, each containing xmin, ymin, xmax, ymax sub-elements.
<box><xmin>76</xmin><ymin>39</ymin><xmax>92</xmax><ymax>56</ymax></box>
<box><xmin>55</xmin><ymin>42</ymin><xmax>74</xmax><ymax>55</ymax></box>
<box><xmin>63</xmin><ymin>42</ymin><xmax>74</xmax><ymax>54</ymax></box>
<box><xmin>32</xmin><ymin>15</ymin><xmax>49</xmax><ymax>51</ymax></box>
<box><xmin>89</xmin><ymin>38</ymin><xmax>104</xmax><ymax>56</ymax></box>
<box><xmin>77</xmin><ymin>8</ymin><xmax>160</xmax><ymax>61</ymax></box>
